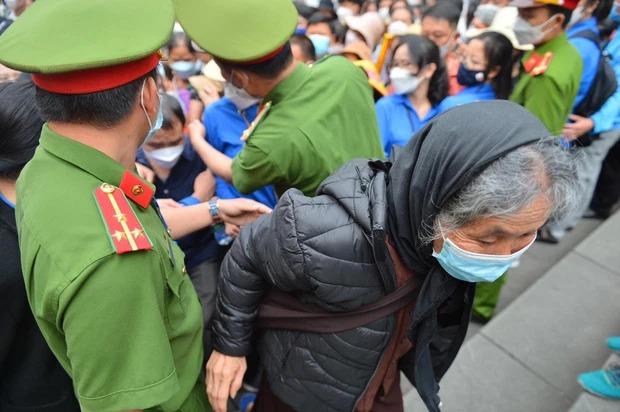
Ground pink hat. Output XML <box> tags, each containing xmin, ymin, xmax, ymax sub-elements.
<box><xmin>345</xmin><ymin>12</ymin><xmax>385</xmax><ymax>50</ymax></box>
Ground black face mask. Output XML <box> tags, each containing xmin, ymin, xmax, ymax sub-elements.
<box><xmin>456</xmin><ymin>63</ymin><xmax>486</xmax><ymax>87</ymax></box>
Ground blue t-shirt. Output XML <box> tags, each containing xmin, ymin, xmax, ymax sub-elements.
<box><xmin>136</xmin><ymin>141</ymin><xmax>222</xmax><ymax>269</ymax></box>
<box><xmin>567</xmin><ymin>17</ymin><xmax>601</xmax><ymax>109</ymax></box>
<box><xmin>202</xmin><ymin>98</ymin><xmax>277</xmax><ymax>208</ymax></box>
<box><xmin>438</xmin><ymin>83</ymin><xmax>496</xmax><ymax>112</ymax></box>
<box><xmin>375</xmin><ymin>93</ymin><xmax>440</xmax><ymax>157</ymax></box>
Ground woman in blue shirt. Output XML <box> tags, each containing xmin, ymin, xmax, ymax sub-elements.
<box><xmin>439</xmin><ymin>31</ymin><xmax>514</xmax><ymax>112</ymax></box>
<box><xmin>375</xmin><ymin>34</ymin><xmax>449</xmax><ymax>157</ymax></box>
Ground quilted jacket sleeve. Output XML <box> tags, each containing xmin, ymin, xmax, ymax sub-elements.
<box><xmin>212</xmin><ymin>190</ymin><xmax>314</xmax><ymax>356</ymax></box>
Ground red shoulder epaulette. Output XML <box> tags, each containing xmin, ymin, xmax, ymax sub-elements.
<box><xmin>524</xmin><ymin>51</ymin><xmax>554</xmax><ymax>77</ymax></box>
<box><xmin>94</xmin><ymin>183</ymin><xmax>153</xmax><ymax>254</ymax></box>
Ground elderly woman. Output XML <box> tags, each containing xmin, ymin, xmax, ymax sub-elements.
<box><xmin>206</xmin><ymin>101</ymin><xmax>578</xmax><ymax>412</ymax></box>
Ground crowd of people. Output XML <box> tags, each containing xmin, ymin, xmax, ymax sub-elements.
<box><xmin>0</xmin><ymin>0</ymin><xmax>619</xmax><ymax>411</ymax></box>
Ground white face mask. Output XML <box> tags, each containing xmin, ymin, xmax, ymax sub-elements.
<box><xmin>345</xmin><ymin>30</ymin><xmax>363</xmax><ymax>46</ymax></box>
<box><xmin>378</xmin><ymin>7</ymin><xmax>390</xmax><ymax>20</ymax></box>
<box><xmin>337</xmin><ymin>6</ymin><xmax>354</xmax><ymax>22</ymax></box>
<box><xmin>388</xmin><ymin>20</ymin><xmax>410</xmax><ymax>35</ymax></box>
<box><xmin>513</xmin><ymin>15</ymin><xmax>557</xmax><ymax>46</ymax></box>
<box><xmin>390</xmin><ymin>67</ymin><xmax>422</xmax><ymax>95</ymax></box>
<box><xmin>224</xmin><ymin>83</ymin><xmax>260</xmax><ymax>110</ymax></box>
<box><xmin>145</xmin><ymin>144</ymin><xmax>184</xmax><ymax>169</ymax></box>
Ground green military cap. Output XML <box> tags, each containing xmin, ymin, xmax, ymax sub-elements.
<box><xmin>174</xmin><ymin>0</ymin><xmax>298</xmax><ymax>63</ymax></box>
<box><xmin>0</xmin><ymin>0</ymin><xmax>174</xmax><ymax>94</ymax></box>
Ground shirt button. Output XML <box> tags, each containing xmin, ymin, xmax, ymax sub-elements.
<box><xmin>132</xmin><ymin>185</ymin><xmax>144</xmax><ymax>196</ymax></box>
<box><xmin>163</xmin><ymin>189</ymin><xmax>169</xmax><ymax>195</ymax></box>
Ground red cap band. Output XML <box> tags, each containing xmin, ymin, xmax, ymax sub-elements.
<box><xmin>221</xmin><ymin>45</ymin><xmax>286</xmax><ymax>66</ymax></box>
<box><xmin>32</xmin><ymin>53</ymin><xmax>160</xmax><ymax>95</ymax></box>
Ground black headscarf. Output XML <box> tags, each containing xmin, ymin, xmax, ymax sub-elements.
<box><xmin>385</xmin><ymin>101</ymin><xmax>550</xmax><ymax>411</ymax></box>
<box><xmin>387</xmin><ymin>100</ymin><xmax>550</xmax><ymax>275</ymax></box>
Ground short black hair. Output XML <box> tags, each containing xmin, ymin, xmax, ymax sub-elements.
<box><xmin>307</xmin><ymin>11</ymin><xmax>338</xmax><ymax>35</ymax></box>
<box><xmin>422</xmin><ymin>1</ymin><xmax>462</xmax><ymax>27</ymax></box>
<box><xmin>544</xmin><ymin>5</ymin><xmax>573</xmax><ymax>28</ymax></box>
<box><xmin>35</xmin><ymin>70</ymin><xmax>157</xmax><ymax>129</ymax></box>
<box><xmin>161</xmin><ymin>93</ymin><xmax>186</xmax><ymax>130</ymax></box>
<box><xmin>217</xmin><ymin>43</ymin><xmax>294</xmax><ymax>79</ymax></box>
<box><xmin>290</xmin><ymin>34</ymin><xmax>317</xmax><ymax>61</ymax></box>
<box><xmin>590</xmin><ymin>0</ymin><xmax>613</xmax><ymax>22</ymax></box>
<box><xmin>475</xmin><ymin>31</ymin><xmax>514</xmax><ymax>99</ymax></box>
<box><xmin>392</xmin><ymin>34</ymin><xmax>449</xmax><ymax>105</ymax></box>
<box><xmin>0</xmin><ymin>77</ymin><xmax>44</xmax><ymax>179</ymax></box>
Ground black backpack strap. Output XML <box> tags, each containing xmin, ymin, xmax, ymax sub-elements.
<box><xmin>571</xmin><ymin>29</ymin><xmax>602</xmax><ymax>49</ymax></box>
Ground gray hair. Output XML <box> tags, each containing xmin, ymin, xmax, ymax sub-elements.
<box><xmin>421</xmin><ymin>138</ymin><xmax>580</xmax><ymax>243</ymax></box>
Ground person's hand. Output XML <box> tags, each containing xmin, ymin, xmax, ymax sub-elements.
<box><xmin>217</xmin><ymin>198</ymin><xmax>271</xmax><ymax>227</ymax></box>
<box><xmin>225</xmin><ymin>222</ymin><xmax>241</xmax><ymax>238</ymax></box>
<box><xmin>197</xmin><ymin>81</ymin><xmax>221</xmax><ymax>107</ymax></box>
<box><xmin>157</xmin><ymin>198</ymin><xmax>182</xmax><ymax>209</ymax></box>
<box><xmin>135</xmin><ymin>162</ymin><xmax>155</xmax><ymax>183</ymax></box>
<box><xmin>188</xmin><ymin>119</ymin><xmax>207</xmax><ymax>147</ymax></box>
<box><xmin>563</xmin><ymin>114</ymin><xmax>594</xmax><ymax>141</ymax></box>
<box><xmin>192</xmin><ymin>170</ymin><xmax>216</xmax><ymax>202</ymax></box>
<box><xmin>206</xmin><ymin>351</ymin><xmax>247</xmax><ymax>412</ymax></box>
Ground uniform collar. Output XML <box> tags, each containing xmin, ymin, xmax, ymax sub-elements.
<box><xmin>265</xmin><ymin>62</ymin><xmax>310</xmax><ymax>105</ymax></box>
<box><xmin>40</xmin><ymin>124</ymin><xmax>155</xmax><ymax>208</ymax></box>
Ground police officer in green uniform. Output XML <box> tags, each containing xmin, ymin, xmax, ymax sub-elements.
<box><xmin>0</xmin><ymin>0</ymin><xmax>220</xmax><ymax>410</ymax></box>
<box><xmin>510</xmin><ymin>0</ymin><xmax>583</xmax><ymax>136</ymax></box>
<box><xmin>178</xmin><ymin>0</ymin><xmax>385</xmax><ymax>198</ymax></box>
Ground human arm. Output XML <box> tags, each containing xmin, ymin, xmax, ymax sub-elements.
<box><xmin>159</xmin><ymin>198</ymin><xmax>271</xmax><ymax>239</ymax></box>
<box><xmin>207</xmin><ymin>191</ymin><xmax>314</xmax><ymax>410</ymax></box>
<box><xmin>188</xmin><ymin>120</ymin><xmax>234</xmax><ymax>182</ymax></box>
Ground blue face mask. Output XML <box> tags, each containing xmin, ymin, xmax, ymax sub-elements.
<box><xmin>140</xmin><ymin>80</ymin><xmax>163</xmax><ymax>144</ymax></box>
<box><xmin>309</xmin><ymin>34</ymin><xmax>331</xmax><ymax>58</ymax></box>
<box><xmin>456</xmin><ymin>63</ymin><xmax>486</xmax><ymax>87</ymax></box>
<box><xmin>611</xmin><ymin>3</ymin><xmax>620</xmax><ymax>23</ymax></box>
<box><xmin>432</xmin><ymin>234</ymin><xmax>536</xmax><ymax>283</ymax></box>
<box><xmin>169</xmin><ymin>60</ymin><xmax>202</xmax><ymax>79</ymax></box>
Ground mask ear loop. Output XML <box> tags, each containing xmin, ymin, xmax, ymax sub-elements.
<box><xmin>140</xmin><ymin>79</ymin><xmax>154</xmax><ymax>130</ymax></box>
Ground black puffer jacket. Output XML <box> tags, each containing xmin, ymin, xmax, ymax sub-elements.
<box><xmin>213</xmin><ymin>160</ymin><xmax>473</xmax><ymax>412</ymax></box>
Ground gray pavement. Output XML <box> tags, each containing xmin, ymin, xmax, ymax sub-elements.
<box><xmin>401</xmin><ymin>215</ymin><xmax>620</xmax><ymax>411</ymax></box>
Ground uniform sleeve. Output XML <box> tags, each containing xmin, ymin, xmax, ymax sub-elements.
<box><xmin>521</xmin><ymin>75</ymin><xmax>569</xmax><ymax>136</ymax></box>
<box><xmin>231</xmin><ymin>135</ymin><xmax>285</xmax><ymax>195</ymax></box>
<box><xmin>213</xmin><ymin>190</ymin><xmax>314</xmax><ymax>356</ymax></box>
<box><xmin>58</xmin><ymin>252</ymin><xmax>179</xmax><ymax>412</ymax></box>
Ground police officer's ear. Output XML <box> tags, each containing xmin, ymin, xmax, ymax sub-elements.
<box><xmin>552</xmin><ymin>12</ymin><xmax>566</xmax><ymax>28</ymax></box>
<box><xmin>141</xmin><ymin>76</ymin><xmax>160</xmax><ymax>120</ymax></box>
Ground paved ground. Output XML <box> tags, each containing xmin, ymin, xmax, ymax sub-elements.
<box><xmin>400</xmin><ymin>216</ymin><xmax>618</xmax><ymax>411</ymax></box>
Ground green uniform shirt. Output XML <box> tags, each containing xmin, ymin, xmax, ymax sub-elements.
<box><xmin>231</xmin><ymin>56</ymin><xmax>384</xmax><ymax>197</ymax></box>
<box><xmin>511</xmin><ymin>33</ymin><xmax>582</xmax><ymax>136</ymax></box>
<box><xmin>16</xmin><ymin>126</ymin><xmax>207</xmax><ymax>412</ymax></box>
